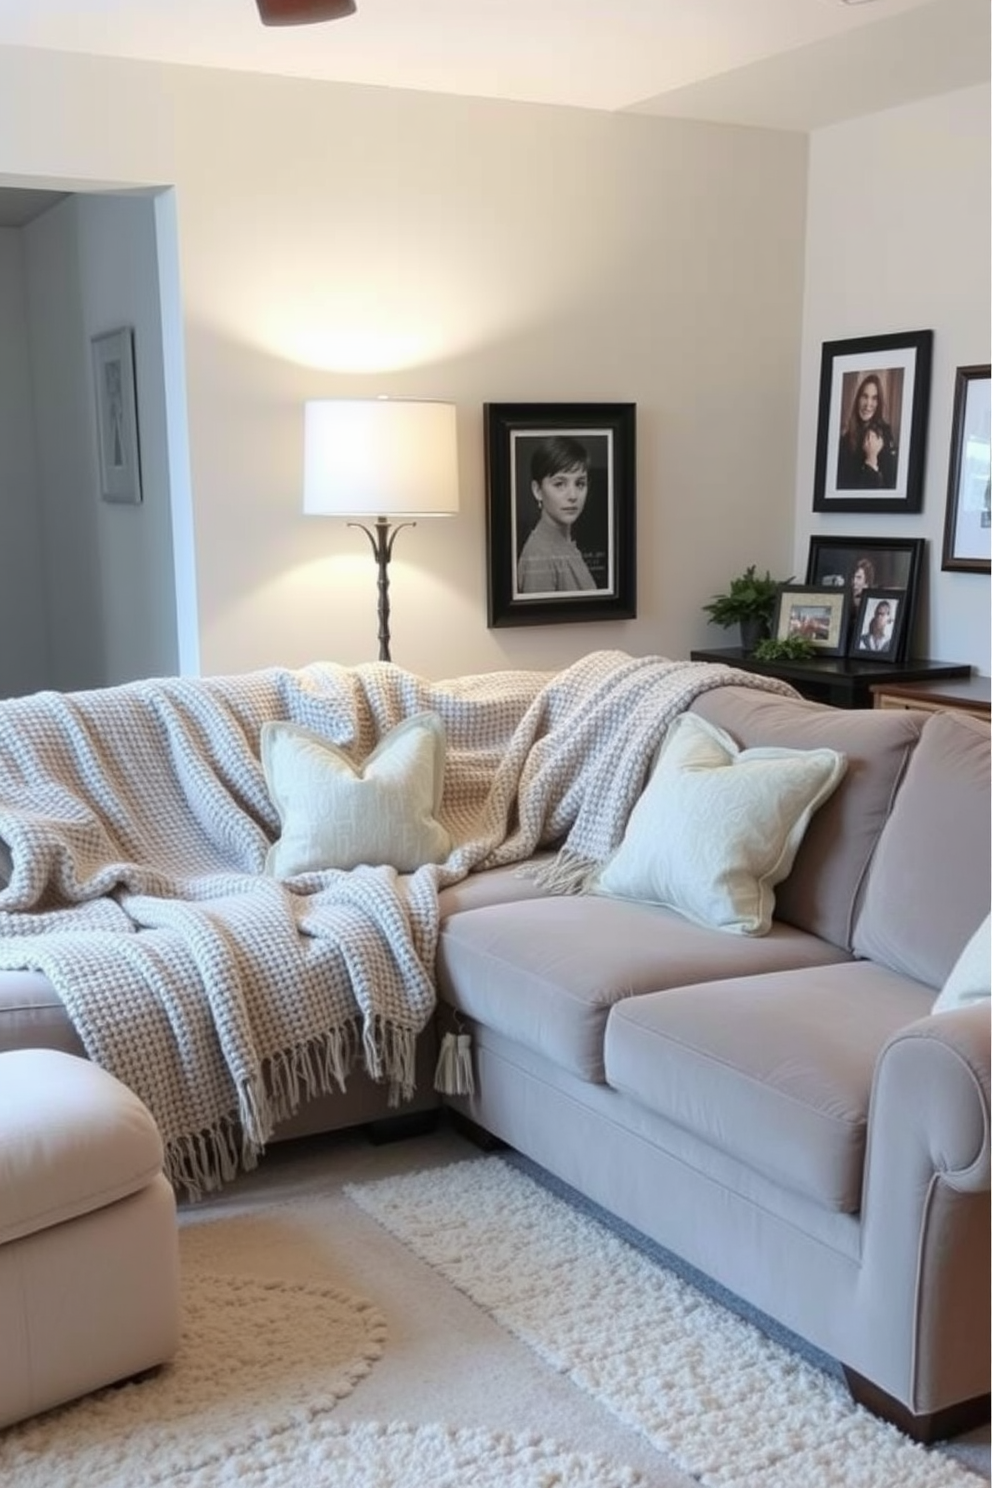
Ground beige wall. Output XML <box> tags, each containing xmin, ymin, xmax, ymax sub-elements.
<box><xmin>796</xmin><ymin>83</ymin><xmax>990</xmax><ymax>675</ymax></box>
<box><xmin>0</xmin><ymin>46</ymin><xmax>808</xmax><ymax>682</ymax></box>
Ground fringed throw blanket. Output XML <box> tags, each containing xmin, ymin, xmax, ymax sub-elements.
<box><xmin>0</xmin><ymin>650</ymin><xmax>794</xmax><ymax>1196</ymax></box>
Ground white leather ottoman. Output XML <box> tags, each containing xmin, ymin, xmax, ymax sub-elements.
<box><xmin>0</xmin><ymin>1049</ymin><xmax>180</xmax><ymax>1428</ymax></box>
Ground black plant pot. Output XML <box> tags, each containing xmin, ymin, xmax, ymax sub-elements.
<box><xmin>738</xmin><ymin>617</ymin><xmax>769</xmax><ymax>655</ymax></box>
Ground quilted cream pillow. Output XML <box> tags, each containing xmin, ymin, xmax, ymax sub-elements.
<box><xmin>262</xmin><ymin>712</ymin><xmax>451</xmax><ymax>877</ymax></box>
<box><xmin>931</xmin><ymin>914</ymin><xmax>991</xmax><ymax>1014</ymax></box>
<box><xmin>595</xmin><ymin>712</ymin><xmax>847</xmax><ymax>935</ymax></box>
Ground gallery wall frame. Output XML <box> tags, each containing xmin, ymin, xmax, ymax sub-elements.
<box><xmin>772</xmin><ymin>584</ymin><xmax>849</xmax><ymax>656</ymax></box>
<box><xmin>805</xmin><ymin>535</ymin><xmax>924</xmax><ymax>663</ymax></box>
<box><xmin>812</xmin><ymin>329</ymin><xmax>932</xmax><ymax>515</ymax></box>
<box><xmin>484</xmin><ymin>401</ymin><xmax>636</xmax><ymax>628</ymax></box>
<box><xmin>941</xmin><ymin>363</ymin><xmax>991</xmax><ymax>574</ymax></box>
<box><xmin>91</xmin><ymin>327</ymin><xmax>143</xmax><ymax>505</ymax></box>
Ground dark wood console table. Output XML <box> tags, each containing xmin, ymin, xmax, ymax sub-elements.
<box><xmin>689</xmin><ymin>647</ymin><xmax>972</xmax><ymax>710</ymax></box>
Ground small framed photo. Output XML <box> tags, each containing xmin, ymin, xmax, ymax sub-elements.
<box><xmin>806</xmin><ymin>535</ymin><xmax>924</xmax><ymax>662</ymax></box>
<box><xmin>812</xmin><ymin>329</ymin><xmax>932</xmax><ymax>514</ymax></box>
<box><xmin>941</xmin><ymin>363</ymin><xmax>991</xmax><ymax>574</ymax></box>
<box><xmin>848</xmin><ymin>589</ymin><xmax>907</xmax><ymax>661</ymax></box>
<box><xmin>91</xmin><ymin>327</ymin><xmax>142</xmax><ymax>504</ymax></box>
<box><xmin>484</xmin><ymin>402</ymin><xmax>636</xmax><ymax>628</ymax></box>
<box><xmin>772</xmin><ymin>584</ymin><xmax>849</xmax><ymax>656</ymax></box>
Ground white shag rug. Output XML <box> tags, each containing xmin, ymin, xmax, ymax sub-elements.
<box><xmin>346</xmin><ymin>1155</ymin><xmax>980</xmax><ymax>1488</ymax></box>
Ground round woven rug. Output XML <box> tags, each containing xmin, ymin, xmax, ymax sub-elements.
<box><xmin>0</xmin><ymin>1268</ymin><xmax>386</xmax><ymax>1488</ymax></box>
<box><xmin>166</xmin><ymin>1418</ymin><xmax>643</xmax><ymax>1487</ymax></box>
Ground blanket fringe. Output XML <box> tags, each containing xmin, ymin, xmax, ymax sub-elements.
<box><xmin>263</xmin><ymin>1026</ymin><xmax>358</xmax><ymax>1127</ymax></box>
<box><xmin>363</xmin><ymin>1015</ymin><xmax>418</xmax><ymax>1106</ymax></box>
<box><xmin>518</xmin><ymin>846</ymin><xmax>599</xmax><ymax>896</ymax></box>
<box><xmin>166</xmin><ymin>1116</ymin><xmax>245</xmax><ymax>1203</ymax></box>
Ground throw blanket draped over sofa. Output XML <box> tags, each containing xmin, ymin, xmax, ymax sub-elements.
<box><xmin>0</xmin><ymin>650</ymin><xmax>793</xmax><ymax>1195</ymax></box>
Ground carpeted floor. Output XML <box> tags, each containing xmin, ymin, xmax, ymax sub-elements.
<box><xmin>1</xmin><ymin>1121</ymin><xmax>987</xmax><ymax>1488</ymax></box>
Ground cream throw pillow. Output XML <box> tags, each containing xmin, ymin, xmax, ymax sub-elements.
<box><xmin>262</xmin><ymin>712</ymin><xmax>451</xmax><ymax>877</ymax></box>
<box><xmin>931</xmin><ymin>914</ymin><xmax>991</xmax><ymax>1013</ymax></box>
<box><xmin>595</xmin><ymin>712</ymin><xmax>847</xmax><ymax>935</ymax></box>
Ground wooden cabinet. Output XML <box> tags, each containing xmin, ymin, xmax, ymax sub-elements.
<box><xmin>870</xmin><ymin>675</ymin><xmax>991</xmax><ymax>720</ymax></box>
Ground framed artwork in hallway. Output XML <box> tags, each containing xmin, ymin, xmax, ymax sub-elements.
<box><xmin>484</xmin><ymin>401</ymin><xmax>636</xmax><ymax>627</ymax></box>
<box><xmin>91</xmin><ymin>326</ymin><xmax>143</xmax><ymax>505</ymax></box>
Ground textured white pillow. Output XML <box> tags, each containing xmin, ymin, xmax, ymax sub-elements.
<box><xmin>595</xmin><ymin>712</ymin><xmax>847</xmax><ymax>935</ymax></box>
<box><xmin>932</xmin><ymin>914</ymin><xmax>991</xmax><ymax>1014</ymax></box>
<box><xmin>262</xmin><ymin>712</ymin><xmax>451</xmax><ymax>877</ymax></box>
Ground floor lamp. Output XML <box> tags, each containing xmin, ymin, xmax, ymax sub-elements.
<box><xmin>303</xmin><ymin>398</ymin><xmax>460</xmax><ymax>663</ymax></box>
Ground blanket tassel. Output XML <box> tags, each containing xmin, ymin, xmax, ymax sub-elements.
<box><xmin>434</xmin><ymin>1029</ymin><xmax>475</xmax><ymax>1096</ymax></box>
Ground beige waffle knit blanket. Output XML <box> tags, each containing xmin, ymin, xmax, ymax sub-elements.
<box><xmin>0</xmin><ymin>650</ymin><xmax>793</xmax><ymax>1196</ymax></box>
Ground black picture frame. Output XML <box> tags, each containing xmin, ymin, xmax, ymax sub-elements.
<box><xmin>848</xmin><ymin>588</ymin><xmax>908</xmax><ymax>662</ymax></box>
<box><xmin>941</xmin><ymin>363</ymin><xmax>991</xmax><ymax>574</ymax></box>
<box><xmin>805</xmin><ymin>535</ymin><xmax>925</xmax><ymax>662</ymax></box>
<box><xmin>812</xmin><ymin>329</ymin><xmax>932</xmax><ymax>514</ymax></box>
<box><xmin>772</xmin><ymin>584</ymin><xmax>849</xmax><ymax>656</ymax></box>
<box><xmin>484</xmin><ymin>402</ymin><xmax>636</xmax><ymax>628</ymax></box>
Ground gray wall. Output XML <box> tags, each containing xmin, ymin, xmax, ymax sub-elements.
<box><xmin>0</xmin><ymin>191</ymin><xmax>186</xmax><ymax>696</ymax></box>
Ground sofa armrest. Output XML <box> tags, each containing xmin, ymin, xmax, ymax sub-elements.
<box><xmin>847</xmin><ymin>1002</ymin><xmax>990</xmax><ymax>1414</ymax></box>
<box><xmin>867</xmin><ymin>1005</ymin><xmax>990</xmax><ymax>1196</ymax></box>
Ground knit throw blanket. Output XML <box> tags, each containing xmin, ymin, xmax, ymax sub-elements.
<box><xmin>0</xmin><ymin>650</ymin><xmax>794</xmax><ymax>1197</ymax></box>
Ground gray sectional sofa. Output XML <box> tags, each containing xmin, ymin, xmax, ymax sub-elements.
<box><xmin>1</xmin><ymin>679</ymin><xmax>988</xmax><ymax>1443</ymax></box>
<box><xmin>433</xmin><ymin>687</ymin><xmax>991</xmax><ymax>1444</ymax></box>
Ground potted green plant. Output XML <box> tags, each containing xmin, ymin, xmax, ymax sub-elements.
<box><xmin>701</xmin><ymin>565</ymin><xmax>790</xmax><ymax>654</ymax></box>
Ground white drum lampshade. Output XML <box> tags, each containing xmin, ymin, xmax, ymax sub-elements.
<box><xmin>303</xmin><ymin>398</ymin><xmax>459</xmax><ymax>518</ymax></box>
<box><xmin>302</xmin><ymin>398</ymin><xmax>459</xmax><ymax>661</ymax></box>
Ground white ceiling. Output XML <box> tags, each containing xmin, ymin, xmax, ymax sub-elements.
<box><xmin>0</xmin><ymin>0</ymin><xmax>986</xmax><ymax>121</ymax></box>
<box><xmin>0</xmin><ymin>0</ymin><xmax>986</xmax><ymax>228</ymax></box>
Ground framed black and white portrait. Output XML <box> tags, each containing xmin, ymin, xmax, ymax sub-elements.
<box><xmin>484</xmin><ymin>402</ymin><xmax>636</xmax><ymax>628</ymax></box>
<box><xmin>812</xmin><ymin>330</ymin><xmax>932</xmax><ymax>515</ymax></box>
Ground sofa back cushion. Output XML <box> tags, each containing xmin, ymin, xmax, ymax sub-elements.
<box><xmin>853</xmin><ymin>710</ymin><xmax>991</xmax><ymax>989</ymax></box>
<box><xmin>690</xmin><ymin>686</ymin><xmax>923</xmax><ymax>950</ymax></box>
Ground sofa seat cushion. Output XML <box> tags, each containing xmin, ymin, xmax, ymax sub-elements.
<box><xmin>0</xmin><ymin>1049</ymin><xmax>166</xmax><ymax>1245</ymax></box>
<box><xmin>436</xmin><ymin>895</ymin><xmax>849</xmax><ymax>1084</ymax></box>
<box><xmin>604</xmin><ymin>959</ymin><xmax>935</xmax><ymax>1212</ymax></box>
<box><xmin>437</xmin><ymin>858</ymin><xmax>555</xmax><ymax>918</ymax></box>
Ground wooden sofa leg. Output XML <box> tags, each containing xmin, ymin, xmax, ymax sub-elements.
<box><xmin>842</xmin><ymin>1366</ymin><xmax>991</xmax><ymax>1444</ymax></box>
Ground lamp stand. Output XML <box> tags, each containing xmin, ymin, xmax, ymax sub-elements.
<box><xmin>349</xmin><ymin>517</ymin><xmax>416</xmax><ymax>663</ymax></box>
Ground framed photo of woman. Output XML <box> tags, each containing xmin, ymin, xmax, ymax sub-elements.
<box><xmin>484</xmin><ymin>402</ymin><xmax>636</xmax><ymax>628</ymax></box>
<box><xmin>849</xmin><ymin>589</ymin><xmax>908</xmax><ymax>661</ymax></box>
<box><xmin>811</xmin><ymin>330</ymin><xmax>932</xmax><ymax>515</ymax></box>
